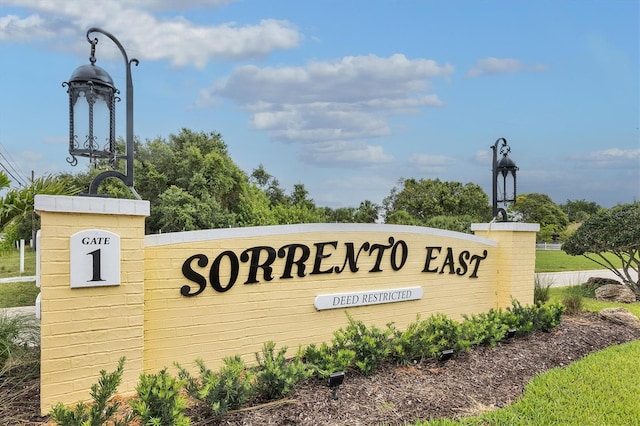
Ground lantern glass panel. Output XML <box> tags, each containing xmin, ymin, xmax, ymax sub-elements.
<box><xmin>72</xmin><ymin>90</ymin><xmax>89</xmax><ymax>151</ymax></box>
<box><xmin>69</xmin><ymin>83</ymin><xmax>115</xmax><ymax>161</ymax></box>
<box><xmin>500</xmin><ymin>173</ymin><xmax>515</xmax><ymax>203</ymax></box>
<box><xmin>92</xmin><ymin>95</ymin><xmax>111</xmax><ymax>154</ymax></box>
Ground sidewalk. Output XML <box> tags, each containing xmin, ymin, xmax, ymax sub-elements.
<box><xmin>0</xmin><ymin>275</ymin><xmax>36</xmax><ymax>284</ymax></box>
<box><xmin>0</xmin><ymin>305</ymin><xmax>36</xmax><ymax>318</ymax></box>
<box><xmin>536</xmin><ymin>269</ymin><xmax>636</xmax><ymax>287</ymax></box>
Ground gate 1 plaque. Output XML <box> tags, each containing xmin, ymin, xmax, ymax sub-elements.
<box><xmin>70</xmin><ymin>229</ymin><xmax>121</xmax><ymax>288</ymax></box>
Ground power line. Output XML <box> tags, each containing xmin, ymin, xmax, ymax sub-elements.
<box><xmin>0</xmin><ymin>160</ymin><xmax>26</xmax><ymax>187</ymax></box>
<box><xmin>0</xmin><ymin>143</ymin><xmax>28</xmax><ymax>186</ymax></box>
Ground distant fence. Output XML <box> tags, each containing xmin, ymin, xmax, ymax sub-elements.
<box><xmin>536</xmin><ymin>243</ymin><xmax>562</xmax><ymax>250</ymax></box>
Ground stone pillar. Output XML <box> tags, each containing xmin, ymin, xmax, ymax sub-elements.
<box><xmin>471</xmin><ymin>222</ymin><xmax>540</xmax><ymax>308</ymax></box>
<box><xmin>35</xmin><ymin>195</ymin><xmax>149</xmax><ymax>415</ymax></box>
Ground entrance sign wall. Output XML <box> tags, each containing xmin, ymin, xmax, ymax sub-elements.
<box><xmin>35</xmin><ymin>195</ymin><xmax>539</xmax><ymax>414</ymax></box>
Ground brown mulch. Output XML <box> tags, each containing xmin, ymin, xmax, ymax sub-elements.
<box><xmin>2</xmin><ymin>311</ymin><xmax>640</xmax><ymax>426</ymax></box>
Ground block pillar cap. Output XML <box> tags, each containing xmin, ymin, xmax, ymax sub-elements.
<box><xmin>35</xmin><ymin>194</ymin><xmax>150</xmax><ymax>217</ymax></box>
<box><xmin>471</xmin><ymin>222</ymin><xmax>540</xmax><ymax>232</ymax></box>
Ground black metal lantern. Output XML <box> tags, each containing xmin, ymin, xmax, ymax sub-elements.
<box><xmin>63</xmin><ymin>27</ymin><xmax>140</xmax><ymax>198</ymax></box>
<box><xmin>491</xmin><ymin>137</ymin><xmax>518</xmax><ymax>221</ymax></box>
<box><xmin>64</xmin><ymin>60</ymin><xmax>117</xmax><ymax>165</ymax></box>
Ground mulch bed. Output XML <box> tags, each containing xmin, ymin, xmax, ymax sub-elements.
<box><xmin>2</xmin><ymin>311</ymin><xmax>639</xmax><ymax>425</ymax></box>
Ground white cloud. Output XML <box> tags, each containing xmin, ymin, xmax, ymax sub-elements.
<box><xmin>206</xmin><ymin>54</ymin><xmax>452</xmax><ymax>145</ymax></box>
<box><xmin>300</xmin><ymin>141</ymin><xmax>394</xmax><ymax>166</ymax></box>
<box><xmin>0</xmin><ymin>13</ymin><xmax>55</xmax><ymax>41</ymax></box>
<box><xmin>467</xmin><ymin>57</ymin><xmax>548</xmax><ymax>77</ymax></box>
<box><xmin>119</xmin><ymin>0</ymin><xmax>234</xmax><ymax>10</ymax></box>
<box><xmin>0</xmin><ymin>0</ymin><xmax>300</xmax><ymax>66</ymax></box>
<box><xmin>212</xmin><ymin>54</ymin><xmax>452</xmax><ymax>104</ymax></box>
<box><xmin>409</xmin><ymin>153</ymin><xmax>454</xmax><ymax>173</ymax></box>
<box><xmin>570</xmin><ymin>148</ymin><xmax>640</xmax><ymax>167</ymax></box>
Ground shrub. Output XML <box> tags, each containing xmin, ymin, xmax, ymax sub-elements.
<box><xmin>461</xmin><ymin>309</ymin><xmax>511</xmax><ymax>347</ymax></box>
<box><xmin>506</xmin><ymin>299</ymin><xmax>565</xmax><ymax>335</ymax></box>
<box><xmin>0</xmin><ymin>315</ymin><xmax>40</xmax><ymax>425</ymax></box>
<box><xmin>177</xmin><ymin>356</ymin><xmax>254</xmax><ymax>416</ymax></box>
<box><xmin>534</xmin><ymin>275</ymin><xmax>553</xmax><ymax>305</ymax></box>
<box><xmin>562</xmin><ymin>286</ymin><xmax>585</xmax><ymax>315</ymax></box>
<box><xmin>50</xmin><ymin>357</ymin><xmax>129</xmax><ymax>426</ymax></box>
<box><xmin>392</xmin><ymin>314</ymin><xmax>466</xmax><ymax>365</ymax></box>
<box><xmin>301</xmin><ymin>342</ymin><xmax>355</xmax><ymax>378</ymax></box>
<box><xmin>0</xmin><ymin>313</ymin><xmax>39</xmax><ymax>370</ymax></box>
<box><xmin>130</xmin><ymin>368</ymin><xmax>190</xmax><ymax>426</ymax></box>
<box><xmin>332</xmin><ymin>315</ymin><xmax>393</xmax><ymax>376</ymax></box>
<box><xmin>562</xmin><ymin>293</ymin><xmax>583</xmax><ymax>315</ymax></box>
<box><xmin>254</xmin><ymin>341</ymin><xmax>311</xmax><ymax>400</ymax></box>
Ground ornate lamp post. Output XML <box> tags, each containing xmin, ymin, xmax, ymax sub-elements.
<box><xmin>63</xmin><ymin>27</ymin><xmax>140</xmax><ymax>199</ymax></box>
<box><xmin>491</xmin><ymin>137</ymin><xmax>518</xmax><ymax>221</ymax></box>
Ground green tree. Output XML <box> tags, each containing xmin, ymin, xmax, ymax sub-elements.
<box><xmin>561</xmin><ymin>199</ymin><xmax>602</xmax><ymax>223</ymax></box>
<box><xmin>562</xmin><ymin>202</ymin><xmax>640</xmax><ymax>297</ymax></box>
<box><xmin>384</xmin><ymin>209</ymin><xmax>419</xmax><ymax>226</ymax></box>
<box><xmin>424</xmin><ymin>215</ymin><xmax>477</xmax><ymax>233</ymax></box>
<box><xmin>250</xmin><ymin>164</ymin><xmax>287</xmax><ymax>206</ymax></box>
<box><xmin>383</xmin><ymin>178</ymin><xmax>491</xmax><ymax>227</ymax></box>
<box><xmin>324</xmin><ymin>207</ymin><xmax>356</xmax><ymax>223</ymax></box>
<box><xmin>511</xmin><ymin>193</ymin><xmax>569</xmax><ymax>242</ymax></box>
<box><xmin>289</xmin><ymin>183</ymin><xmax>315</xmax><ymax>210</ymax></box>
<box><xmin>353</xmin><ymin>200</ymin><xmax>380</xmax><ymax>223</ymax></box>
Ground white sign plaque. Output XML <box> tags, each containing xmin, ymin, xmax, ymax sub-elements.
<box><xmin>314</xmin><ymin>286</ymin><xmax>423</xmax><ymax>310</ymax></box>
<box><xmin>70</xmin><ymin>229</ymin><xmax>121</xmax><ymax>288</ymax></box>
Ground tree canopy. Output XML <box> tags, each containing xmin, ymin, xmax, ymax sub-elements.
<box><xmin>562</xmin><ymin>202</ymin><xmax>640</xmax><ymax>297</ymax></box>
<box><xmin>22</xmin><ymin>128</ymin><xmax>615</xmax><ymax>242</ymax></box>
<box><xmin>561</xmin><ymin>199</ymin><xmax>602</xmax><ymax>223</ymax></box>
<box><xmin>510</xmin><ymin>193</ymin><xmax>569</xmax><ymax>242</ymax></box>
<box><xmin>383</xmin><ymin>178</ymin><xmax>491</xmax><ymax>231</ymax></box>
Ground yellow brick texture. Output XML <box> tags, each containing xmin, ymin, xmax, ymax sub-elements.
<box><xmin>143</xmin><ymin>230</ymin><xmax>499</xmax><ymax>375</ymax></box>
<box><xmin>36</xmin><ymin>198</ymin><xmax>536</xmax><ymax>415</ymax></box>
<box><xmin>37</xmin><ymin>201</ymin><xmax>147</xmax><ymax>415</ymax></box>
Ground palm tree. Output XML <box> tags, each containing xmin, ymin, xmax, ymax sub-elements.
<box><xmin>0</xmin><ymin>172</ymin><xmax>80</xmax><ymax>250</ymax></box>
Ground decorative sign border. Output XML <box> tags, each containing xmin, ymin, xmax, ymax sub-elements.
<box><xmin>314</xmin><ymin>286</ymin><xmax>423</xmax><ymax>310</ymax></box>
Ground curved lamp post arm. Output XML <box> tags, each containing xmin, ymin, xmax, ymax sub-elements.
<box><xmin>86</xmin><ymin>27</ymin><xmax>140</xmax><ymax>199</ymax></box>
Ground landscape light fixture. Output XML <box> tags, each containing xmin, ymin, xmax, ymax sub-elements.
<box><xmin>63</xmin><ymin>27</ymin><xmax>140</xmax><ymax>199</ymax></box>
<box><xmin>438</xmin><ymin>349</ymin><xmax>454</xmax><ymax>362</ymax></box>
<box><xmin>490</xmin><ymin>137</ymin><xmax>518</xmax><ymax>221</ymax></box>
<box><xmin>328</xmin><ymin>371</ymin><xmax>345</xmax><ymax>400</ymax></box>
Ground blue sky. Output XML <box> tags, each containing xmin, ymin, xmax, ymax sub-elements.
<box><xmin>0</xmin><ymin>0</ymin><xmax>638</xmax><ymax>210</ymax></box>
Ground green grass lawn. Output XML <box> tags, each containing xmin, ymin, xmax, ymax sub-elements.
<box><xmin>0</xmin><ymin>248</ymin><xmax>36</xmax><ymax>278</ymax></box>
<box><xmin>0</xmin><ymin>281</ymin><xmax>39</xmax><ymax>309</ymax></box>
<box><xmin>534</xmin><ymin>250</ymin><xmax>621</xmax><ymax>272</ymax></box>
<box><xmin>419</xmin><ymin>341</ymin><xmax>640</xmax><ymax>426</ymax></box>
<box><xmin>548</xmin><ymin>286</ymin><xmax>640</xmax><ymax>318</ymax></box>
